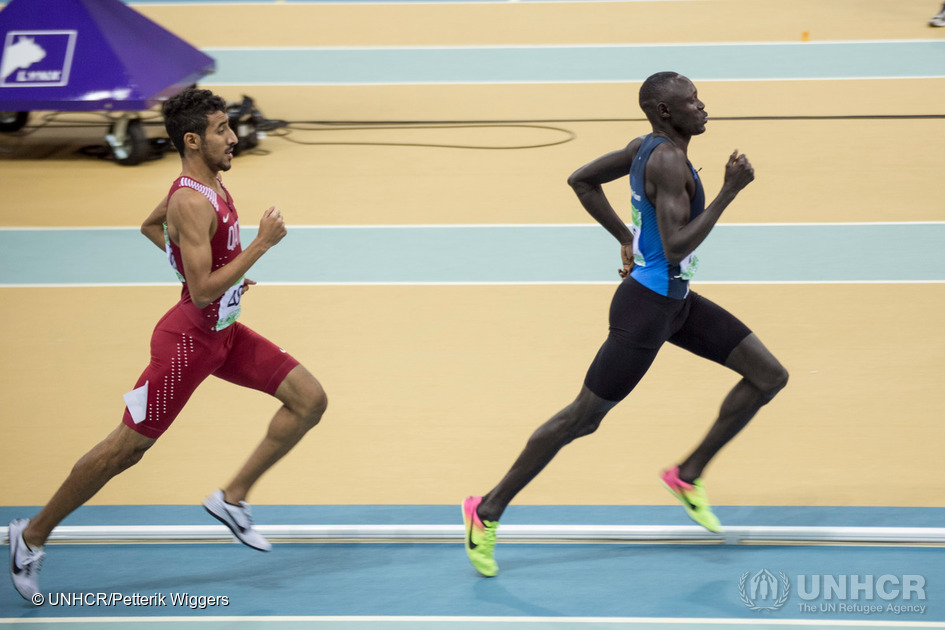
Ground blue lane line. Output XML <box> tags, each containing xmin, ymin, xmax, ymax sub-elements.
<box><xmin>0</xmin><ymin>542</ymin><xmax>941</xmax><ymax>620</ymax></box>
<box><xmin>199</xmin><ymin>41</ymin><xmax>945</xmax><ymax>85</ymax></box>
<box><xmin>1</xmin><ymin>224</ymin><xmax>943</xmax><ymax>285</ymax></box>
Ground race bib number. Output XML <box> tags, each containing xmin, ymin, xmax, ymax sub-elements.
<box><xmin>679</xmin><ymin>253</ymin><xmax>699</xmax><ymax>280</ymax></box>
<box><xmin>215</xmin><ymin>278</ymin><xmax>244</xmax><ymax>331</ymax></box>
<box><xmin>630</xmin><ymin>202</ymin><xmax>645</xmax><ymax>266</ymax></box>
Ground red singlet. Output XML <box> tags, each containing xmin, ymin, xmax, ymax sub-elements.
<box><xmin>121</xmin><ymin>177</ymin><xmax>298</xmax><ymax>438</ymax></box>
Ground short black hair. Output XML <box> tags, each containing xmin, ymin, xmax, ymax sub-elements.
<box><xmin>639</xmin><ymin>71</ymin><xmax>682</xmax><ymax>122</ymax></box>
<box><xmin>162</xmin><ymin>88</ymin><xmax>227</xmax><ymax>157</ymax></box>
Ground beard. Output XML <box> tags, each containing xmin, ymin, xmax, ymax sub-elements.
<box><xmin>201</xmin><ymin>144</ymin><xmax>233</xmax><ymax>172</ymax></box>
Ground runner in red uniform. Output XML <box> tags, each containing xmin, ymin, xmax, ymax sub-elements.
<box><xmin>9</xmin><ymin>89</ymin><xmax>328</xmax><ymax>600</ymax></box>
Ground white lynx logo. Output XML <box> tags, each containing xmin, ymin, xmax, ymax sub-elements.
<box><xmin>0</xmin><ymin>36</ymin><xmax>46</xmax><ymax>82</ymax></box>
<box><xmin>1</xmin><ymin>31</ymin><xmax>76</xmax><ymax>87</ymax></box>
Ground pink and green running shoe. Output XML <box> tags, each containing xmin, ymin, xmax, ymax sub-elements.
<box><xmin>462</xmin><ymin>496</ymin><xmax>499</xmax><ymax>577</ymax></box>
<box><xmin>660</xmin><ymin>466</ymin><xmax>723</xmax><ymax>533</ymax></box>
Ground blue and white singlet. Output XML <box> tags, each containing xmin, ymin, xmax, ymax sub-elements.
<box><xmin>628</xmin><ymin>134</ymin><xmax>706</xmax><ymax>299</ymax></box>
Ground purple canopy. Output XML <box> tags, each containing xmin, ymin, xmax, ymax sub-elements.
<box><xmin>0</xmin><ymin>0</ymin><xmax>215</xmax><ymax>111</ymax></box>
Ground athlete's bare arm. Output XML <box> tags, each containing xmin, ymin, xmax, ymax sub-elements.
<box><xmin>569</xmin><ymin>136</ymin><xmax>645</xmax><ymax>277</ymax></box>
<box><xmin>568</xmin><ymin>137</ymin><xmax>644</xmax><ymax>245</ymax></box>
<box><xmin>140</xmin><ymin>197</ymin><xmax>169</xmax><ymax>251</ymax></box>
<box><xmin>166</xmin><ymin>189</ymin><xmax>286</xmax><ymax>309</ymax></box>
<box><xmin>649</xmin><ymin>147</ymin><xmax>754</xmax><ymax>264</ymax></box>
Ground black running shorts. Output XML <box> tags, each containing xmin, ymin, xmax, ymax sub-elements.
<box><xmin>583</xmin><ymin>277</ymin><xmax>752</xmax><ymax>402</ymax></box>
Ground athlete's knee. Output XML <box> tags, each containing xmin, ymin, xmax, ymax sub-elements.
<box><xmin>308</xmin><ymin>386</ymin><xmax>328</xmax><ymax>425</ymax></box>
<box><xmin>294</xmin><ymin>379</ymin><xmax>327</xmax><ymax>429</ymax></box>
<box><xmin>117</xmin><ymin>447</ymin><xmax>148</xmax><ymax>471</ymax></box>
<box><xmin>576</xmin><ymin>385</ymin><xmax>619</xmax><ymax>432</ymax></box>
<box><xmin>727</xmin><ymin>335</ymin><xmax>788</xmax><ymax>404</ymax></box>
<box><xmin>114</xmin><ymin>435</ymin><xmax>154</xmax><ymax>471</ymax></box>
<box><xmin>554</xmin><ymin>393</ymin><xmax>612</xmax><ymax>442</ymax></box>
<box><xmin>529</xmin><ymin>417</ymin><xmax>585</xmax><ymax>450</ymax></box>
<box><xmin>278</xmin><ymin>366</ymin><xmax>328</xmax><ymax>429</ymax></box>
<box><xmin>569</xmin><ymin>420</ymin><xmax>602</xmax><ymax>441</ymax></box>
<box><xmin>568</xmin><ymin>412</ymin><xmax>605</xmax><ymax>440</ymax></box>
<box><xmin>763</xmin><ymin>365</ymin><xmax>789</xmax><ymax>402</ymax></box>
<box><xmin>92</xmin><ymin>436</ymin><xmax>151</xmax><ymax>477</ymax></box>
<box><xmin>527</xmin><ymin>408</ymin><xmax>586</xmax><ymax>449</ymax></box>
<box><xmin>754</xmin><ymin>362</ymin><xmax>788</xmax><ymax>406</ymax></box>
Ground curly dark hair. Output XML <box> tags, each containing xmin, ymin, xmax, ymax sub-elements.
<box><xmin>638</xmin><ymin>71</ymin><xmax>682</xmax><ymax>122</ymax></box>
<box><xmin>162</xmin><ymin>88</ymin><xmax>227</xmax><ymax>157</ymax></box>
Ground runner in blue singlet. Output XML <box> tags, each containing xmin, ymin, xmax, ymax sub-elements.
<box><xmin>463</xmin><ymin>72</ymin><xmax>790</xmax><ymax>578</ymax></box>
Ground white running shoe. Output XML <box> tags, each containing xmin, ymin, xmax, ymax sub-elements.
<box><xmin>931</xmin><ymin>3</ymin><xmax>945</xmax><ymax>26</ymax></box>
<box><xmin>203</xmin><ymin>490</ymin><xmax>272</xmax><ymax>552</ymax></box>
<box><xmin>8</xmin><ymin>519</ymin><xmax>45</xmax><ymax>600</ymax></box>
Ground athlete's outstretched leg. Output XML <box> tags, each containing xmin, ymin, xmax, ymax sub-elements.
<box><xmin>463</xmin><ymin>385</ymin><xmax>618</xmax><ymax>576</ymax></box>
<box><xmin>464</xmin><ymin>277</ymin><xmax>661</xmax><ymax>575</ymax></box>
<box><xmin>10</xmin><ymin>424</ymin><xmax>155</xmax><ymax>599</ymax></box>
<box><xmin>676</xmin><ymin>333</ymin><xmax>788</xmax><ymax>483</ymax></box>
<box><xmin>477</xmin><ymin>385</ymin><xmax>617</xmax><ymax>523</ymax></box>
<box><xmin>24</xmin><ymin>424</ymin><xmax>156</xmax><ymax>547</ymax></box>
<box><xmin>478</xmin><ymin>299</ymin><xmax>663</xmax><ymax>523</ymax></box>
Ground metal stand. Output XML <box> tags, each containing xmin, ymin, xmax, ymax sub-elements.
<box><xmin>104</xmin><ymin>114</ymin><xmax>148</xmax><ymax>166</ymax></box>
<box><xmin>0</xmin><ymin>111</ymin><xmax>29</xmax><ymax>132</ymax></box>
<box><xmin>5</xmin><ymin>524</ymin><xmax>945</xmax><ymax>545</ymax></box>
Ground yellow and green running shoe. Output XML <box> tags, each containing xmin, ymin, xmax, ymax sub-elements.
<box><xmin>660</xmin><ymin>466</ymin><xmax>723</xmax><ymax>533</ymax></box>
<box><xmin>462</xmin><ymin>496</ymin><xmax>499</xmax><ymax>577</ymax></box>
